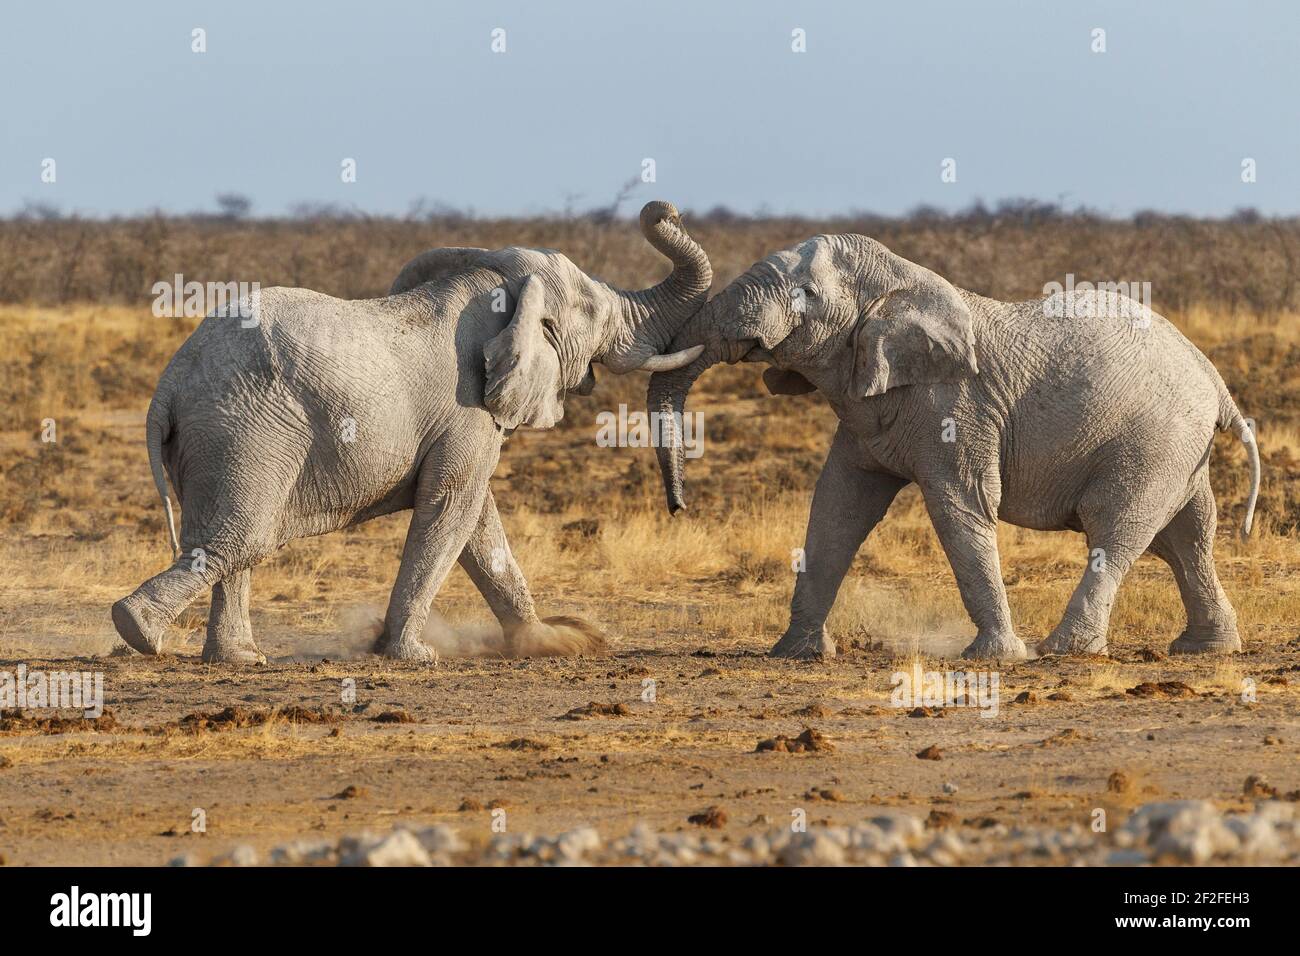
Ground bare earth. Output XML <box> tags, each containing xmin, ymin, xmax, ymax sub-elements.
<box><xmin>2</xmin><ymin>631</ymin><xmax>1298</xmax><ymax>865</ymax></box>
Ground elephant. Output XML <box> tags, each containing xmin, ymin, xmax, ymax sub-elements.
<box><xmin>112</xmin><ymin>200</ymin><xmax>712</xmax><ymax>664</ymax></box>
<box><xmin>647</xmin><ymin>234</ymin><xmax>1260</xmax><ymax>660</ymax></box>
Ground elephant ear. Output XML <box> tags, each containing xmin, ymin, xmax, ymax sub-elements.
<box><xmin>762</xmin><ymin>368</ymin><xmax>817</xmax><ymax>395</ymax></box>
<box><xmin>483</xmin><ymin>275</ymin><xmax>565</xmax><ymax>429</ymax></box>
<box><xmin>852</xmin><ymin>272</ymin><xmax>979</xmax><ymax>397</ymax></box>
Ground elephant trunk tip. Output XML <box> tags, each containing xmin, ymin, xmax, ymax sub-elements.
<box><xmin>639</xmin><ymin>200</ymin><xmax>681</xmax><ymax>232</ymax></box>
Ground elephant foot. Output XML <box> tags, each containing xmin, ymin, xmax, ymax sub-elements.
<box><xmin>202</xmin><ymin>641</ymin><xmax>267</xmax><ymax>665</ymax></box>
<box><xmin>1038</xmin><ymin>627</ymin><xmax>1108</xmax><ymax>657</ymax></box>
<box><xmin>111</xmin><ymin>595</ymin><xmax>166</xmax><ymax>656</ymax></box>
<box><xmin>383</xmin><ymin>640</ymin><xmax>437</xmax><ymax>662</ymax></box>
<box><xmin>372</xmin><ymin>629</ymin><xmax>437</xmax><ymax>663</ymax></box>
<box><xmin>506</xmin><ymin>616</ymin><xmax>607</xmax><ymax>658</ymax></box>
<box><xmin>1169</xmin><ymin>624</ymin><xmax>1241</xmax><ymax>656</ymax></box>
<box><xmin>769</xmin><ymin>628</ymin><xmax>835</xmax><ymax>660</ymax></box>
<box><xmin>960</xmin><ymin>631</ymin><xmax>1028</xmax><ymax>661</ymax></box>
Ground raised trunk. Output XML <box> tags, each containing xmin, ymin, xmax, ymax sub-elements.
<box><xmin>601</xmin><ymin>202</ymin><xmax>713</xmax><ymax>372</ymax></box>
<box><xmin>646</xmin><ymin>299</ymin><xmax>724</xmax><ymax>513</ymax></box>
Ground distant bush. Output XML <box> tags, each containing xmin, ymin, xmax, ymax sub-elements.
<box><xmin>2</xmin><ymin>203</ymin><xmax>1298</xmax><ymax>315</ymax></box>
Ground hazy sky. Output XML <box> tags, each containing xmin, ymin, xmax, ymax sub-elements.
<box><xmin>2</xmin><ymin>0</ymin><xmax>1296</xmax><ymax>217</ymax></box>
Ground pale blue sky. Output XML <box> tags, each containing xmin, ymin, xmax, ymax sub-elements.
<box><xmin>2</xmin><ymin>0</ymin><xmax>1296</xmax><ymax>217</ymax></box>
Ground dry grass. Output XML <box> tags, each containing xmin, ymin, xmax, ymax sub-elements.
<box><xmin>2</xmin><ymin>216</ymin><xmax>1299</xmax><ymax>662</ymax></box>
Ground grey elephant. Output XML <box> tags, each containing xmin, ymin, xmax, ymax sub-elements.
<box><xmin>648</xmin><ymin>235</ymin><xmax>1260</xmax><ymax>660</ymax></box>
<box><xmin>113</xmin><ymin>201</ymin><xmax>711</xmax><ymax>663</ymax></box>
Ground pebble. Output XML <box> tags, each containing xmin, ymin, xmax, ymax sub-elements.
<box><xmin>175</xmin><ymin>800</ymin><xmax>1300</xmax><ymax>867</ymax></box>
<box><xmin>339</xmin><ymin>829</ymin><xmax>432</xmax><ymax>867</ymax></box>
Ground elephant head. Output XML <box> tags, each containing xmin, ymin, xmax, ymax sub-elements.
<box><xmin>647</xmin><ymin>234</ymin><xmax>977</xmax><ymax>512</ymax></box>
<box><xmin>389</xmin><ymin>200</ymin><xmax>712</xmax><ymax>429</ymax></box>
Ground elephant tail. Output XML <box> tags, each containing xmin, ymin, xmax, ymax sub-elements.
<box><xmin>1218</xmin><ymin>398</ymin><xmax>1259</xmax><ymax>539</ymax></box>
<box><xmin>146</xmin><ymin>388</ymin><xmax>180</xmax><ymax>558</ymax></box>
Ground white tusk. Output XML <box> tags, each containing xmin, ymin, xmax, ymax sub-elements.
<box><xmin>637</xmin><ymin>344</ymin><xmax>705</xmax><ymax>372</ymax></box>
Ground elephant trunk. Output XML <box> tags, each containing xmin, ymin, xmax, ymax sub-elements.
<box><xmin>602</xmin><ymin>201</ymin><xmax>713</xmax><ymax>372</ymax></box>
<box><xmin>646</xmin><ymin>298</ymin><xmax>726</xmax><ymax>514</ymax></box>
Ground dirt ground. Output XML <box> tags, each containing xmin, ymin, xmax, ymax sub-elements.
<box><xmin>2</xmin><ymin>271</ymin><xmax>1299</xmax><ymax>865</ymax></box>
<box><xmin>2</xmin><ymin>636</ymin><xmax>1298</xmax><ymax>866</ymax></box>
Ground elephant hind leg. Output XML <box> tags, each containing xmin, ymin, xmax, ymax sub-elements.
<box><xmin>115</xmin><ymin>510</ymin><xmax>277</xmax><ymax>656</ymax></box>
<box><xmin>1039</xmin><ymin>483</ymin><xmax>1173</xmax><ymax>657</ymax></box>
<box><xmin>113</xmin><ymin>550</ymin><xmax>221</xmax><ymax>655</ymax></box>
<box><xmin>203</xmin><ymin>568</ymin><xmax>266</xmax><ymax>664</ymax></box>
<box><xmin>1148</xmin><ymin>475</ymin><xmax>1240</xmax><ymax>655</ymax></box>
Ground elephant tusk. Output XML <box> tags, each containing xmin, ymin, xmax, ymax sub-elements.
<box><xmin>636</xmin><ymin>344</ymin><xmax>705</xmax><ymax>372</ymax></box>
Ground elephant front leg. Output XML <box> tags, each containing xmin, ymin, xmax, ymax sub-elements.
<box><xmin>457</xmin><ymin>492</ymin><xmax>606</xmax><ymax>658</ymax></box>
<box><xmin>377</xmin><ymin>463</ymin><xmax>491</xmax><ymax>663</ymax></box>
<box><xmin>203</xmin><ymin>569</ymin><xmax>266</xmax><ymax>664</ymax></box>
<box><xmin>924</xmin><ymin>493</ymin><xmax>1027</xmax><ymax>661</ymax></box>
<box><xmin>770</xmin><ymin>430</ymin><xmax>907</xmax><ymax>660</ymax></box>
<box><xmin>458</xmin><ymin>490</ymin><xmax>540</xmax><ymax>641</ymax></box>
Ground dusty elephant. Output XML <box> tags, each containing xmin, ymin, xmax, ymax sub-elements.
<box><xmin>648</xmin><ymin>235</ymin><xmax>1259</xmax><ymax>660</ymax></box>
<box><xmin>113</xmin><ymin>201</ymin><xmax>711</xmax><ymax>663</ymax></box>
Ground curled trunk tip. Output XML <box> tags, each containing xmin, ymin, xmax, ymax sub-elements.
<box><xmin>639</xmin><ymin>200</ymin><xmax>682</xmax><ymax>233</ymax></box>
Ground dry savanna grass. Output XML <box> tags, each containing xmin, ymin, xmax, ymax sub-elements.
<box><xmin>1</xmin><ymin>292</ymin><xmax>1298</xmax><ymax>659</ymax></box>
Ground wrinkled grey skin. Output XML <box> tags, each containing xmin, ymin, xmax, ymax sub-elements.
<box><xmin>113</xmin><ymin>201</ymin><xmax>711</xmax><ymax>663</ymax></box>
<box><xmin>649</xmin><ymin>235</ymin><xmax>1260</xmax><ymax>660</ymax></box>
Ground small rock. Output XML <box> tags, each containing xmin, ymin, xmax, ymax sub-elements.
<box><xmin>409</xmin><ymin>824</ymin><xmax>465</xmax><ymax>855</ymax></box>
<box><xmin>1125</xmin><ymin>681</ymin><xmax>1195</xmax><ymax>699</ymax></box>
<box><xmin>755</xmin><ymin>728</ymin><xmax>833</xmax><ymax>753</ymax></box>
<box><xmin>778</xmin><ymin>832</ymin><xmax>846</xmax><ymax>866</ymax></box>
<box><xmin>559</xmin><ymin>701</ymin><xmax>630</xmax><ymax>720</ymax></box>
<box><xmin>927</xmin><ymin>809</ymin><xmax>956</xmax><ymax>829</ymax></box>
<box><xmin>555</xmin><ymin>826</ymin><xmax>602</xmax><ymax>860</ymax></box>
<box><xmin>908</xmin><ymin>706</ymin><xmax>945</xmax><ymax>718</ymax></box>
<box><xmin>1244</xmin><ymin>775</ymin><xmax>1279</xmax><ymax>799</ymax></box>
<box><xmin>342</xmin><ymin>830</ymin><xmax>432</xmax><ymax>867</ymax></box>
<box><xmin>269</xmin><ymin>839</ymin><xmax>336</xmax><ymax>865</ymax></box>
<box><xmin>211</xmin><ymin>844</ymin><xmax>258</xmax><ymax>867</ymax></box>
<box><xmin>804</xmin><ymin>787</ymin><xmax>843</xmax><ymax>802</ymax></box>
<box><xmin>687</xmin><ymin>806</ymin><xmax>728</xmax><ymax>829</ymax></box>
